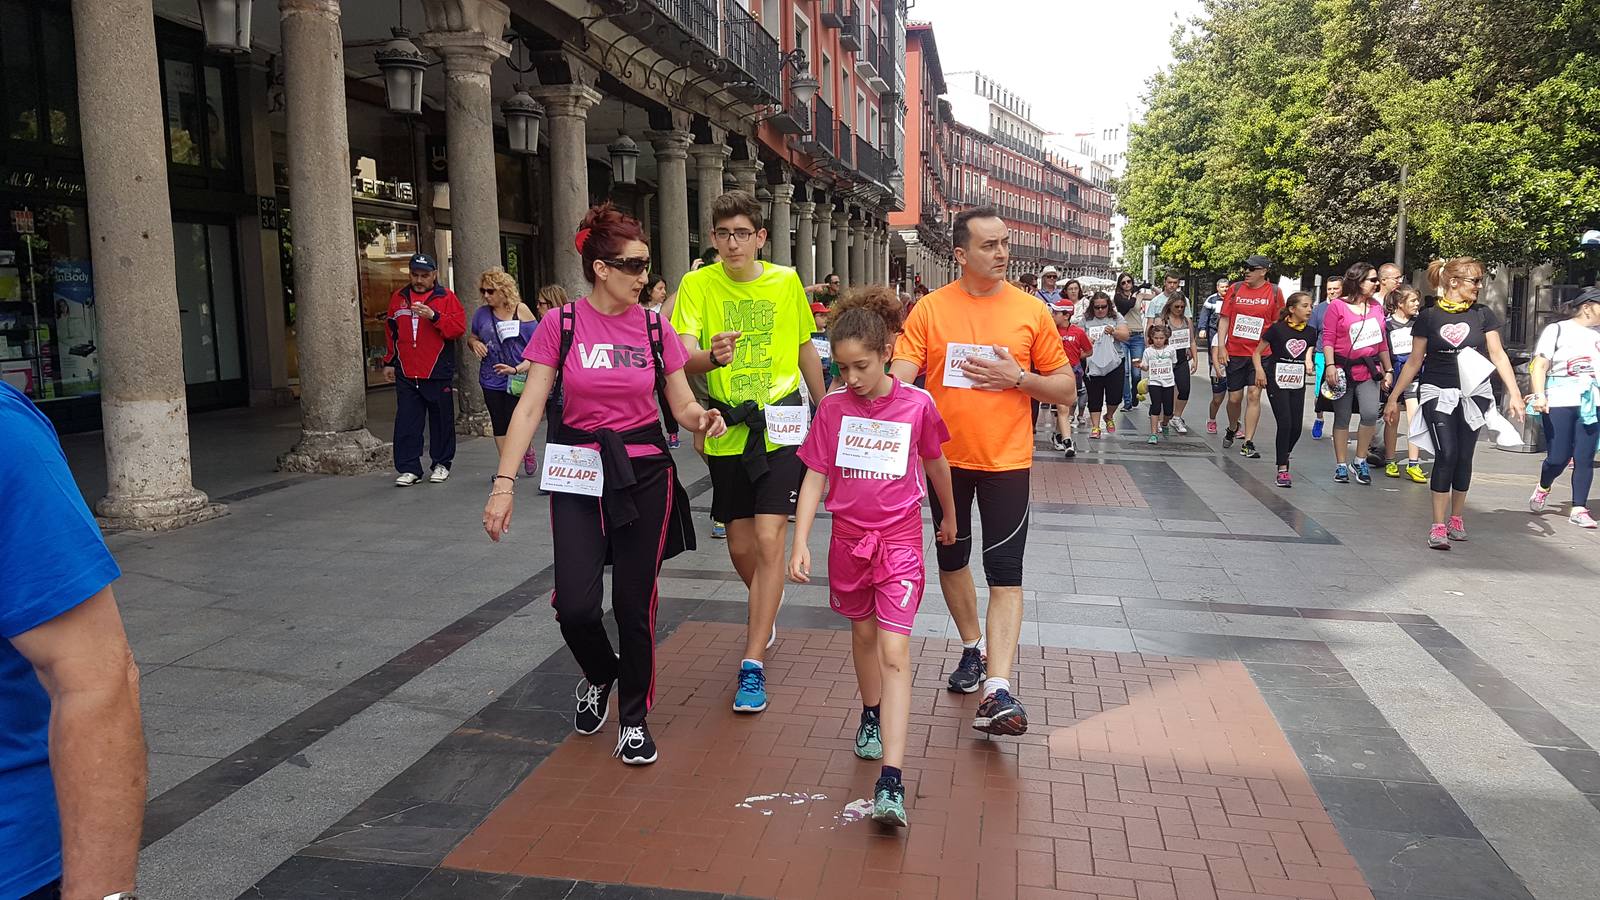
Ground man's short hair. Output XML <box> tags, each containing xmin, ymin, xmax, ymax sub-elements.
<box><xmin>952</xmin><ymin>206</ymin><xmax>1001</xmax><ymax>251</ymax></box>
<box><xmin>712</xmin><ymin>189</ymin><xmax>764</xmax><ymax>231</ymax></box>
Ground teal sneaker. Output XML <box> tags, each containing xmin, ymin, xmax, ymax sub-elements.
<box><xmin>855</xmin><ymin>710</ymin><xmax>883</xmax><ymax>760</ymax></box>
<box><xmin>733</xmin><ymin>661</ymin><xmax>768</xmax><ymax>713</ymax></box>
<box><xmin>871</xmin><ymin>775</ymin><xmax>907</xmax><ymax>827</ymax></box>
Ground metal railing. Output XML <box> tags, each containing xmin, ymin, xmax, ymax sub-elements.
<box><xmin>721</xmin><ymin>3</ymin><xmax>780</xmax><ymax>101</ymax></box>
<box><xmin>837</xmin><ymin>120</ymin><xmax>855</xmax><ymax>167</ymax></box>
<box><xmin>838</xmin><ymin>1</ymin><xmax>863</xmax><ymax>50</ymax></box>
<box><xmin>812</xmin><ymin>98</ymin><xmax>836</xmax><ymax>155</ymax></box>
<box><xmin>650</xmin><ymin>0</ymin><xmax>719</xmax><ymax>51</ymax></box>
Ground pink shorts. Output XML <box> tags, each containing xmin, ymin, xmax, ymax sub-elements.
<box><xmin>828</xmin><ymin>530</ymin><xmax>926</xmax><ymax>636</ymax></box>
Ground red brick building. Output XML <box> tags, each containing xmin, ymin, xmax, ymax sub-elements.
<box><xmin>887</xmin><ymin>22</ymin><xmax>953</xmax><ymax>291</ymax></box>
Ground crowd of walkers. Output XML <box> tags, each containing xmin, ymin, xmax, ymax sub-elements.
<box><xmin>463</xmin><ymin>195</ymin><xmax>1598</xmax><ymax>832</ymax></box>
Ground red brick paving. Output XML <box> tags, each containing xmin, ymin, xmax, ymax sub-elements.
<box><xmin>445</xmin><ymin>622</ymin><xmax>1371</xmax><ymax>900</ymax></box>
<box><xmin>1032</xmin><ymin>461</ymin><xmax>1149</xmax><ymax>509</ymax></box>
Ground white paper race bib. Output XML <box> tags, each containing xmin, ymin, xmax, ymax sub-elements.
<box><xmin>494</xmin><ymin>319</ymin><xmax>521</xmax><ymax>341</ymax></box>
<box><xmin>1232</xmin><ymin>315</ymin><xmax>1264</xmax><ymax>341</ymax></box>
<box><xmin>765</xmin><ymin>405</ymin><xmax>808</xmax><ymax>446</ymax></box>
<box><xmin>1388</xmin><ymin>326</ymin><xmax>1413</xmax><ymax>355</ymax></box>
<box><xmin>835</xmin><ymin>415</ymin><xmax>913</xmax><ymax>477</ymax></box>
<box><xmin>942</xmin><ymin>342</ymin><xmax>1000</xmax><ymax>389</ymax></box>
<box><xmin>811</xmin><ymin>336</ymin><xmax>831</xmax><ymax>360</ymax></box>
<box><xmin>1350</xmin><ymin>318</ymin><xmax>1382</xmax><ymax>351</ymax></box>
<box><xmin>540</xmin><ymin>444</ymin><xmax>604</xmax><ymax>496</ymax></box>
<box><xmin>1169</xmin><ymin>327</ymin><xmax>1192</xmax><ymax>351</ymax></box>
<box><xmin>1275</xmin><ymin>363</ymin><xmax>1306</xmax><ymax>389</ymax></box>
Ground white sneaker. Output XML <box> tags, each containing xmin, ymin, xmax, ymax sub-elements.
<box><xmin>428</xmin><ymin>465</ymin><xmax>450</xmax><ymax>483</ymax></box>
<box><xmin>395</xmin><ymin>472</ymin><xmax>421</xmax><ymax>486</ymax></box>
<box><xmin>1571</xmin><ymin>508</ymin><xmax>1598</xmax><ymax>529</ymax></box>
<box><xmin>1171</xmin><ymin>416</ymin><xmax>1189</xmax><ymax>435</ymax></box>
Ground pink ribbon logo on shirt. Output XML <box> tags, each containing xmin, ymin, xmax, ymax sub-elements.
<box><xmin>1441</xmin><ymin>323</ymin><xmax>1470</xmax><ymax>347</ymax></box>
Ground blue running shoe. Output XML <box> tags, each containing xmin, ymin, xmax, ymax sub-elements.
<box><xmin>1311</xmin><ymin>419</ymin><xmax>1324</xmax><ymax>440</ymax></box>
<box><xmin>972</xmin><ymin>688</ymin><xmax>1029</xmax><ymax>735</ymax></box>
<box><xmin>711</xmin><ymin>519</ymin><xmax>727</xmax><ymax>539</ymax></box>
<box><xmin>1334</xmin><ymin>464</ymin><xmax>1350</xmax><ymax>484</ymax></box>
<box><xmin>733</xmin><ymin>661</ymin><xmax>768</xmax><ymax>713</ymax></box>
<box><xmin>1354</xmin><ymin>460</ymin><xmax>1372</xmax><ymax>485</ymax></box>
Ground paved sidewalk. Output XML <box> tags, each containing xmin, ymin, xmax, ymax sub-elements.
<box><xmin>58</xmin><ymin>397</ymin><xmax>1600</xmax><ymax>900</ymax></box>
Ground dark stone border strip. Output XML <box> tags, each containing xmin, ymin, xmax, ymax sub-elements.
<box><xmin>1213</xmin><ymin>455</ymin><xmax>1338</xmax><ymax>543</ymax></box>
<box><xmin>211</xmin><ymin>475</ymin><xmax>324</xmax><ymax>505</ymax></box>
<box><xmin>144</xmin><ymin>477</ymin><xmax>711</xmax><ymax>848</ymax></box>
<box><xmin>1403</xmin><ymin>629</ymin><xmax>1600</xmax><ymax>809</ymax></box>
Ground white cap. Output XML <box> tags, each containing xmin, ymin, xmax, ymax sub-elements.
<box><xmin>1040</xmin><ymin>265</ymin><xmax>1059</xmax><ymax>276</ymax></box>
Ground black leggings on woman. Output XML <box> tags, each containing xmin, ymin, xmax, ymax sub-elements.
<box><xmin>1265</xmin><ymin>384</ymin><xmax>1306</xmax><ymax>467</ymax></box>
<box><xmin>1086</xmin><ymin>363</ymin><xmax>1126</xmax><ymax>412</ymax></box>
<box><xmin>1173</xmin><ymin>349</ymin><xmax>1192</xmax><ymax>402</ymax></box>
<box><xmin>1422</xmin><ymin>397</ymin><xmax>1482</xmax><ymax>494</ymax></box>
<box><xmin>1540</xmin><ymin>407</ymin><xmax>1600</xmax><ymax>508</ymax></box>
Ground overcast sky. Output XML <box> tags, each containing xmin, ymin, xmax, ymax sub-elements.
<box><xmin>908</xmin><ymin>0</ymin><xmax>1203</xmax><ymax>134</ymax></box>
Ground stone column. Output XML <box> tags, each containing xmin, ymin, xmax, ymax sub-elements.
<box><xmin>814</xmin><ymin>199</ymin><xmax>834</xmax><ymax>282</ymax></box>
<box><xmin>833</xmin><ymin>208</ymin><xmax>852</xmax><ymax>285</ymax></box>
<box><xmin>529</xmin><ymin>83</ymin><xmax>603</xmax><ymax>295</ymax></box>
<box><xmin>421</xmin><ymin>2</ymin><xmax>510</xmax><ymax>437</ymax></box>
<box><xmin>647</xmin><ymin>128</ymin><xmax>693</xmax><ymax>289</ymax></box>
<box><xmin>71</xmin><ymin>0</ymin><xmax>218</xmax><ymax>528</ymax></box>
<box><xmin>849</xmin><ymin>219</ymin><xmax>867</xmax><ymax>287</ymax></box>
<box><xmin>728</xmin><ymin>157</ymin><xmax>761</xmax><ymax>198</ymax></box>
<box><xmin>793</xmin><ymin>200</ymin><xmax>816</xmax><ymax>285</ymax></box>
<box><xmin>277</xmin><ymin>0</ymin><xmax>388</xmax><ymax>476</ymax></box>
<box><xmin>690</xmin><ymin>142</ymin><xmax>730</xmax><ymax>252</ymax></box>
<box><xmin>769</xmin><ymin>181</ymin><xmax>794</xmax><ymax>267</ymax></box>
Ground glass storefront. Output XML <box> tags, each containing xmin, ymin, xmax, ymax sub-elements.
<box><xmin>0</xmin><ymin>202</ymin><xmax>99</xmax><ymax>401</ymax></box>
<box><xmin>356</xmin><ymin>217</ymin><xmax>418</xmax><ymax>386</ymax></box>
<box><xmin>172</xmin><ymin>220</ymin><xmax>243</xmax><ymax>392</ymax></box>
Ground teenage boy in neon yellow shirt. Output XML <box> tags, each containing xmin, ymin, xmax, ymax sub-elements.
<box><xmin>673</xmin><ymin>190</ymin><xmax>825</xmax><ymax>713</ymax></box>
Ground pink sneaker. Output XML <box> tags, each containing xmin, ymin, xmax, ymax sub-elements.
<box><xmin>1571</xmin><ymin>508</ymin><xmax>1598</xmax><ymax>529</ymax></box>
<box><xmin>1447</xmin><ymin>515</ymin><xmax>1467</xmax><ymax>541</ymax></box>
<box><xmin>522</xmin><ymin>448</ymin><xmax>538</xmax><ymax>477</ymax></box>
<box><xmin>1529</xmin><ymin>487</ymin><xmax>1550</xmax><ymax>512</ymax></box>
<box><xmin>1428</xmin><ymin>524</ymin><xmax>1450</xmax><ymax>550</ymax></box>
<box><xmin>1106</xmin><ymin>419</ymin><xmax>1117</xmax><ymax>434</ymax></box>
<box><xmin>1206</xmin><ymin>420</ymin><xmax>1218</xmax><ymax>435</ymax></box>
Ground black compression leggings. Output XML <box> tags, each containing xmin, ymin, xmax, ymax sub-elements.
<box><xmin>1173</xmin><ymin>349</ymin><xmax>1192</xmax><ymax>402</ymax></box>
<box><xmin>1086</xmin><ymin>363</ymin><xmax>1126</xmax><ymax>412</ymax></box>
<box><xmin>1422</xmin><ymin>397</ymin><xmax>1482</xmax><ymax>493</ymax></box>
<box><xmin>1265</xmin><ymin>384</ymin><xmax>1306</xmax><ymax>467</ymax></box>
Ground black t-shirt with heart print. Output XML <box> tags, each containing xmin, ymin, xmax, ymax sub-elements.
<box><xmin>1415</xmin><ymin>303</ymin><xmax>1502</xmax><ymax>389</ymax></box>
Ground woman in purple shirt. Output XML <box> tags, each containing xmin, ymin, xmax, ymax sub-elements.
<box><xmin>466</xmin><ymin>268</ymin><xmax>539</xmax><ymax>473</ymax></box>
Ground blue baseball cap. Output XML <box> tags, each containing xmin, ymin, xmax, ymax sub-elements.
<box><xmin>409</xmin><ymin>253</ymin><xmax>437</xmax><ymax>272</ymax></box>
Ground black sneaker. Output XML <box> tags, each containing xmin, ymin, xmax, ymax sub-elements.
<box><xmin>1050</xmin><ymin>432</ymin><xmax>1067</xmax><ymax>451</ymax></box>
<box><xmin>1223</xmin><ymin>425</ymin><xmax>1238</xmax><ymax>448</ymax></box>
<box><xmin>614</xmin><ymin>722</ymin><xmax>658</xmax><ymax>765</ymax></box>
<box><xmin>1064</xmin><ymin>438</ymin><xmax>1076</xmax><ymax>459</ymax></box>
<box><xmin>1366</xmin><ymin>446</ymin><xmax>1385</xmax><ymax>468</ymax></box>
<box><xmin>947</xmin><ymin>646</ymin><xmax>986</xmax><ymax>693</ymax></box>
<box><xmin>973</xmin><ymin>687</ymin><xmax>1029</xmax><ymax>735</ymax></box>
<box><xmin>574</xmin><ymin>678</ymin><xmax>612</xmax><ymax>735</ymax></box>
<box><xmin>1239</xmin><ymin>440</ymin><xmax>1261</xmax><ymax>459</ymax></box>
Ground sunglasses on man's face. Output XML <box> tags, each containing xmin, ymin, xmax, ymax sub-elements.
<box><xmin>604</xmin><ymin>257</ymin><xmax>651</xmax><ymax>276</ymax></box>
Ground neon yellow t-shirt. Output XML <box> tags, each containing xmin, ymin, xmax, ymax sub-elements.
<box><xmin>670</xmin><ymin>260</ymin><xmax>811</xmax><ymax>456</ymax></box>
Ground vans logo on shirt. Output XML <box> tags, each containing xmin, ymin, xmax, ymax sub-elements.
<box><xmin>578</xmin><ymin>343</ymin><xmax>649</xmax><ymax>369</ymax></box>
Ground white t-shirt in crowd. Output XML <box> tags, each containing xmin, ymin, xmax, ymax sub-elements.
<box><xmin>1534</xmin><ymin>320</ymin><xmax>1600</xmax><ymax>407</ymax></box>
<box><xmin>1140</xmin><ymin>346</ymin><xmax>1178</xmax><ymax>388</ymax></box>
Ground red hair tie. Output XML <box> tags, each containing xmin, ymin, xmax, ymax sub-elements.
<box><xmin>575</xmin><ymin>227</ymin><xmax>592</xmax><ymax>253</ymax></box>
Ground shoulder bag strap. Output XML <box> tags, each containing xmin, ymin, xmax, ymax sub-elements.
<box><xmin>646</xmin><ymin>309</ymin><xmax>671</xmax><ymax>421</ymax></box>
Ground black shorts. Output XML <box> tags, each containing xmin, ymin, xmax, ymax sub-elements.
<box><xmin>707</xmin><ymin>445</ymin><xmax>804</xmax><ymax>522</ymax></box>
<box><xmin>1225</xmin><ymin>357</ymin><xmax>1257</xmax><ymax>393</ymax></box>
<box><xmin>482</xmin><ymin>386</ymin><xmax>518</xmax><ymax>436</ymax></box>
<box><xmin>927</xmin><ymin>467</ymin><xmax>1030</xmax><ymax>587</ymax></box>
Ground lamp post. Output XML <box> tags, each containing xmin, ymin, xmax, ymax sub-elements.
<box><xmin>501</xmin><ymin>86</ymin><xmax>544</xmax><ymax>155</ymax></box>
<box><xmin>373</xmin><ymin>28</ymin><xmax>427</xmax><ymax>116</ymax></box>
<box><xmin>198</xmin><ymin>0</ymin><xmax>252</xmax><ymax>53</ymax></box>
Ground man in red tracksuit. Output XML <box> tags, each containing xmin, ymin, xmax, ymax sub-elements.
<box><xmin>383</xmin><ymin>253</ymin><xmax>466</xmax><ymax>485</ymax></box>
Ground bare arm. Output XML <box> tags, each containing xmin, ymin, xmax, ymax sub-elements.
<box><xmin>787</xmin><ymin>468</ymin><xmax>829</xmax><ymax>583</ymax></box>
<box><xmin>1021</xmin><ymin>365</ymin><xmax>1077</xmax><ymax>406</ymax></box>
<box><xmin>798</xmin><ymin>339</ymin><xmax>826</xmax><ymax>403</ymax></box>
<box><xmin>889</xmin><ymin>359</ymin><xmax>921</xmax><ymax>384</ymax></box>
<box><xmin>483</xmin><ymin>364</ymin><xmax>557</xmax><ymax>541</ymax></box>
<box><xmin>923</xmin><ymin>455</ymin><xmax>957</xmax><ymax>545</ymax></box>
<box><xmin>12</xmin><ymin>586</ymin><xmax>146</xmax><ymax>900</ymax></box>
<box><xmin>1386</xmin><ymin>336</ymin><xmax>1428</xmax><ymax>404</ymax></box>
<box><xmin>664</xmin><ymin>369</ymin><xmax>725</xmax><ymax>433</ymax></box>
<box><xmin>1215</xmin><ymin>316</ymin><xmax>1230</xmax><ymax>365</ymax></box>
<box><xmin>679</xmin><ymin>332</ymin><xmax>741</xmax><ymax>375</ymax></box>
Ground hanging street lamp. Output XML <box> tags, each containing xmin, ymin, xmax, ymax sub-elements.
<box><xmin>608</xmin><ymin>132</ymin><xmax>641</xmax><ymax>185</ymax></box>
<box><xmin>501</xmin><ymin>86</ymin><xmax>545</xmax><ymax>155</ymax></box>
<box><xmin>198</xmin><ymin>0</ymin><xmax>252</xmax><ymax>54</ymax></box>
<box><xmin>374</xmin><ymin>28</ymin><xmax>428</xmax><ymax>116</ymax></box>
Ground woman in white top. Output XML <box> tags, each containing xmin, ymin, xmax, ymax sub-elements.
<box><xmin>1528</xmin><ymin>286</ymin><xmax>1600</xmax><ymax>527</ymax></box>
<box><xmin>1153</xmin><ymin>295</ymin><xmax>1200</xmax><ymax>433</ymax></box>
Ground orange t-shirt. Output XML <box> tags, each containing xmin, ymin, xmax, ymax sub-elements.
<box><xmin>893</xmin><ymin>281</ymin><xmax>1069</xmax><ymax>471</ymax></box>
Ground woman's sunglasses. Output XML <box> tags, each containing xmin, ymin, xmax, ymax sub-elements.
<box><xmin>479</xmin><ymin>287</ymin><xmax>497</xmax><ymax>296</ymax></box>
<box><xmin>604</xmin><ymin>257</ymin><xmax>651</xmax><ymax>276</ymax></box>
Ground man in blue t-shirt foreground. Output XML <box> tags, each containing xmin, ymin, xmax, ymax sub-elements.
<box><xmin>1</xmin><ymin>382</ymin><xmax>145</xmax><ymax>900</ymax></box>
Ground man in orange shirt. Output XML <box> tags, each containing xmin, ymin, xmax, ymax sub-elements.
<box><xmin>890</xmin><ymin>208</ymin><xmax>1076</xmax><ymax>736</ymax></box>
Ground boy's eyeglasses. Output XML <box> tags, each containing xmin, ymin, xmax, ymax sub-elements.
<box><xmin>713</xmin><ymin>229</ymin><xmax>758</xmax><ymax>243</ymax></box>
<box><xmin>603</xmin><ymin>257</ymin><xmax>651</xmax><ymax>275</ymax></box>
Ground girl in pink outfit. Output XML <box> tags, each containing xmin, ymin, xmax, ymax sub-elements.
<box><xmin>789</xmin><ymin>287</ymin><xmax>956</xmax><ymax>829</ymax></box>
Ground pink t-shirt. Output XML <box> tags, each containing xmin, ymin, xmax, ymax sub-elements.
<box><xmin>1322</xmin><ymin>299</ymin><xmax>1387</xmax><ymax>381</ymax></box>
<box><xmin>525</xmin><ymin>299</ymin><xmax>689</xmax><ymax>457</ymax></box>
<box><xmin>798</xmin><ymin>379</ymin><xmax>950</xmax><ymax>539</ymax></box>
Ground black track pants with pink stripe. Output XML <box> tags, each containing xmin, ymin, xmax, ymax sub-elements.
<box><xmin>550</xmin><ymin>454</ymin><xmax>674</xmax><ymax>726</ymax></box>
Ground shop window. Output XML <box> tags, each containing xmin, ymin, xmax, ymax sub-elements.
<box><xmin>0</xmin><ymin>203</ymin><xmax>99</xmax><ymax>402</ymax></box>
<box><xmin>355</xmin><ymin>218</ymin><xmax>419</xmax><ymax>386</ymax></box>
<box><xmin>348</xmin><ymin>100</ymin><xmax>416</xmax><ymax>204</ymax></box>
<box><xmin>172</xmin><ymin>221</ymin><xmax>243</xmax><ymax>386</ymax></box>
<box><xmin>0</xmin><ymin>0</ymin><xmax>79</xmax><ymax>149</ymax></box>
<box><xmin>496</xmin><ymin>152</ymin><xmax>531</xmax><ymax>222</ymax></box>
<box><xmin>158</xmin><ymin>40</ymin><xmax>237</xmax><ymax>175</ymax></box>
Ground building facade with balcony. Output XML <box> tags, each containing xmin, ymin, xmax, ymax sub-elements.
<box><xmin>10</xmin><ymin>0</ymin><xmax>906</xmax><ymax>530</ymax></box>
<box><xmin>885</xmin><ymin>21</ymin><xmax>955</xmax><ymax>293</ymax></box>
